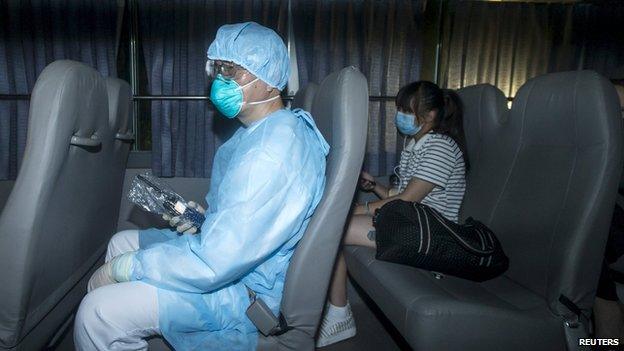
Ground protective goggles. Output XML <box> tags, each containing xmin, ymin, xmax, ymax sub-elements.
<box><xmin>205</xmin><ymin>60</ymin><xmax>246</xmax><ymax>80</ymax></box>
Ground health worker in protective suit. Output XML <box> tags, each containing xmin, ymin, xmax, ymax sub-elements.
<box><xmin>73</xmin><ymin>22</ymin><xmax>329</xmax><ymax>350</ymax></box>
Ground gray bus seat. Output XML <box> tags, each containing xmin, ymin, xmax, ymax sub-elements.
<box><xmin>345</xmin><ymin>71</ymin><xmax>623</xmax><ymax>350</ymax></box>
<box><xmin>292</xmin><ymin>82</ymin><xmax>318</xmax><ymax>111</ymax></box>
<box><xmin>0</xmin><ymin>181</ymin><xmax>14</xmax><ymax>214</ymax></box>
<box><xmin>105</xmin><ymin>77</ymin><xmax>133</xmax><ymax>230</ymax></box>
<box><xmin>0</xmin><ymin>60</ymin><xmax>115</xmax><ymax>350</ymax></box>
<box><xmin>106</xmin><ymin>77</ymin><xmax>134</xmax><ymax>146</ymax></box>
<box><xmin>147</xmin><ymin>67</ymin><xmax>368</xmax><ymax>351</ymax></box>
<box><xmin>456</xmin><ymin>84</ymin><xmax>513</xmax><ymax>222</ymax></box>
<box><xmin>257</xmin><ymin>66</ymin><xmax>368</xmax><ymax>350</ymax></box>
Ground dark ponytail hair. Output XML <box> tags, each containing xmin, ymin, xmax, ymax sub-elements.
<box><xmin>395</xmin><ymin>81</ymin><xmax>470</xmax><ymax>170</ymax></box>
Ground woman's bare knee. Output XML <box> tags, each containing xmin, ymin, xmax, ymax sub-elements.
<box><xmin>343</xmin><ymin>215</ymin><xmax>376</xmax><ymax>248</ymax></box>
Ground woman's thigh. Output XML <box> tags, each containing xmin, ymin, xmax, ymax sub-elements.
<box><xmin>344</xmin><ymin>215</ymin><xmax>376</xmax><ymax>248</ymax></box>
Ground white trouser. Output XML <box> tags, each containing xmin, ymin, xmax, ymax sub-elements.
<box><xmin>74</xmin><ymin>230</ymin><xmax>161</xmax><ymax>351</ymax></box>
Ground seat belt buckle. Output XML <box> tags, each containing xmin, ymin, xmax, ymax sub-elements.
<box><xmin>558</xmin><ymin>294</ymin><xmax>582</xmax><ymax>329</ymax></box>
<box><xmin>564</xmin><ymin>315</ymin><xmax>580</xmax><ymax>329</ymax></box>
<box><xmin>246</xmin><ymin>298</ymin><xmax>281</xmax><ymax>336</ymax></box>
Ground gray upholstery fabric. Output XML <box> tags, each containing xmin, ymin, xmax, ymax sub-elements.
<box><xmin>0</xmin><ymin>61</ymin><xmax>124</xmax><ymax>350</ymax></box>
<box><xmin>457</xmin><ymin>84</ymin><xmax>514</xmax><ymax>223</ymax></box>
<box><xmin>292</xmin><ymin>83</ymin><xmax>318</xmax><ymax>112</ymax></box>
<box><xmin>0</xmin><ymin>181</ymin><xmax>14</xmax><ymax>214</ymax></box>
<box><xmin>486</xmin><ymin>71</ymin><xmax>621</xmax><ymax>315</ymax></box>
<box><xmin>106</xmin><ymin>77</ymin><xmax>133</xmax><ymax>141</ymax></box>
<box><xmin>257</xmin><ymin>67</ymin><xmax>368</xmax><ymax>350</ymax></box>
<box><xmin>344</xmin><ymin>71</ymin><xmax>623</xmax><ymax>350</ymax></box>
<box><xmin>105</xmin><ymin>77</ymin><xmax>133</xmax><ymax>233</ymax></box>
<box><xmin>345</xmin><ymin>246</ymin><xmax>564</xmax><ymax>351</ymax></box>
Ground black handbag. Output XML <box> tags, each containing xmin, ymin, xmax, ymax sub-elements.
<box><xmin>372</xmin><ymin>199</ymin><xmax>509</xmax><ymax>282</ymax></box>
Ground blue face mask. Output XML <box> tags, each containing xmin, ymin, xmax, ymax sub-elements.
<box><xmin>395</xmin><ymin>111</ymin><xmax>421</xmax><ymax>135</ymax></box>
<box><xmin>210</xmin><ymin>74</ymin><xmax>281</xmax><ymax>119</ymax></box>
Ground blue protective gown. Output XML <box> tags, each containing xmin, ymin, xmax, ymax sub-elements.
<box><xmin>133</xmin><ymin>108</ymin><xmax>329</xmax><ymax>350</ymax></box>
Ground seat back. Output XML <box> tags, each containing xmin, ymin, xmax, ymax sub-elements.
<box><xmin>259</xmin><ymin>67</ymin><xmax>368</xmax><ymax>350</ymax></box>
<box><xmin>105</xmin><ymin>77</ymin><xmax>133</xmax><ymax>229</ymax></box>
<box><xmin>0</xmin><ymin>181</ymin><xmax>14</xmax><ymax>214</ymax></box>
<box><xmin>0</xmin><ymin>61</ymin><xmax>114</xmax><ymax>349</ymax></box>
<box><xmin>462</xmin><ymin>71</ymin><xmax>622</xmax><ymax>319</ymax></box>
<box><xmin>292</xmin><ymin>83</ymin><xmax>318</xmax><ymax>111</ymax></box>
<box><xmin>456</xmin><ymin>84</ymin><xmax>512</xmax><ymax>222</ymax></box>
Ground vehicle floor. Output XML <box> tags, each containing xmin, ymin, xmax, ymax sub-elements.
<box><xmin>321</xmin><ymin>278</ymin><xmax>410</xmax><ymax>351</ymax></box>
<box><xmin>53</xmin><ymin>278</ymin><xmax>409</xmax><ymax>351</ymax></box>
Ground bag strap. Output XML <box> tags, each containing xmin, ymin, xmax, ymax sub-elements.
<box><xmin>420</xmin><ymin>204</ymin><xmax>495</xmax><ymax>256</ymax></box>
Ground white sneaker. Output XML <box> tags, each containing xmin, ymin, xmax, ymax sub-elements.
<box><xmin>316</xmin><ymin>302</ymin><xmax>357</xmax><ymax>348</ymax></box>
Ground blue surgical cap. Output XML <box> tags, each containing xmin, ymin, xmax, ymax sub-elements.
<box><xmin>207</xmin><ymin>22</ymin><xmax>290</xmax><ymax>90</ymax></box>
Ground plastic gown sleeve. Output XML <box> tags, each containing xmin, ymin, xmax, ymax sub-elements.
<box><xmin>131</xmin><ymin>147</ymin><xmax>310</xmax><ymax>293</ymax></box>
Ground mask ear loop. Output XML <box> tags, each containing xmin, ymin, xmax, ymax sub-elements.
<box><xmin>247</xmin><ymin>95</ymin><xmax>281</xmax><ymax>105</ymax></box>
<box><xmin>238</xmin><ymin>77</ymin><xmax>259</xmax><ymax>90</ymax></box>
<box><xmin>396</xmin><ymin>135</ymin><xmax>410</xmax><ymax>191</ymax></box>
<box><xmin>239</xmin><ymin>78</ymin><xmax>282</xmax><ymax>106</ymax></box>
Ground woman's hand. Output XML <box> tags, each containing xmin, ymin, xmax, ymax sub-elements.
<box><xmin>359</xmin><ymin>171</ymin><xmax>376</xmax><ymax>192</ymax></box>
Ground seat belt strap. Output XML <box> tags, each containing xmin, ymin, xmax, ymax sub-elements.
<box><xmin>559</xmin><ymin>294</ymin><xmax>582</xmax><ymax>327</ymax></box>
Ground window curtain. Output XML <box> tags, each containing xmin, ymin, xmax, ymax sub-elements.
<box><xmin>292</xmin><ymin>0</ymin><xmax>424</xmax><ymax>176</ymax></box>
<box><xmin>0</xmin><ymin>0</ymin><xmax>120</xmax><ymax>180</ymax></box>
<box><xmin>573</xmin><ymin>3</ymin><xmax>624</xmax><ymax>79</ymax></box>
<box><xmin>138</xmin><ymin>0</ymin><xmax>286</xmax><ymax>177</ymax></box>
<box><xmin>439</xmin><ymin>1</ymin><xmax>624</xmax><ymax>99</ymax></box>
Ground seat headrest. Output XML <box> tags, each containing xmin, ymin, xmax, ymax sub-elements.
<box><xmin>27</xmin><ymin>60</ymin><xmax>107</xmax><ymax>146</ymax></box>
<box><xmin>311</xmin><ymin>67</ymin><xmax>367</xmax><ymax>147</ymax></box>
<box><xmin>512</xmin><ymin>70</ymin><xmax>620</xmax><ymax>148</ymax></box>
<box><xmin>292</xmin><ymin>82</ymin><xmax>318</xmax><ymax>111</ymax></box>
<box><xmin>457</xmin><ymin>84</ymin><xmax>509</xmax><ymax>142</ymax></box>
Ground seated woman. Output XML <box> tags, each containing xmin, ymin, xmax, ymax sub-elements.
<box><xmin>316</xmin><ymin>81</ymin><xmax>469</xmax><ymax>347</ymax></box>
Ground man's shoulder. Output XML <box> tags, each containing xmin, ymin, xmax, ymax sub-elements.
<box><xmin>263</xmin><ymin>108</ymin><xmax>299</xmax><ymax>130</ymax></box>
<box><xmin>258</xmin><ymin>109</ymin><xmax>307</xmax><ymax>142</ymax></box>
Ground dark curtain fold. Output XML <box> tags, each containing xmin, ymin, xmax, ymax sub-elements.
<box><xmin>0</xmin><ymin>0</ymin><xmax>119</xmax><ymax>180</ymax></box>
<box><xmin>293</xmin><ymin>0</ymin><xmax>424</xmax><ymax>176</ymax></box>
<box><xmin>440</xmin><ymin>1</ymin><xmax>624</xmax><ymax>99</ymax></box>
<box><xmin>138</xmin><ymin>0</ymin><xmax>287</xmax><ymax>177</ymax></box>
<box><xmin>573</xmin><ymin>3</ymin><xmax>624</xmax><ymax>79</ymax></box>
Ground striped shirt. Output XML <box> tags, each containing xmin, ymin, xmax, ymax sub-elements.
<box><xmin>397</xmin><ymin>133</ymin><xmax>466</xmax><ymax>222</ymax></box>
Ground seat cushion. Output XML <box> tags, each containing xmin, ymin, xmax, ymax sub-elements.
<box><xmin>344</xmin><ymin>246</ymin><xmax>566</xmax><ymax>351</ymax></box>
